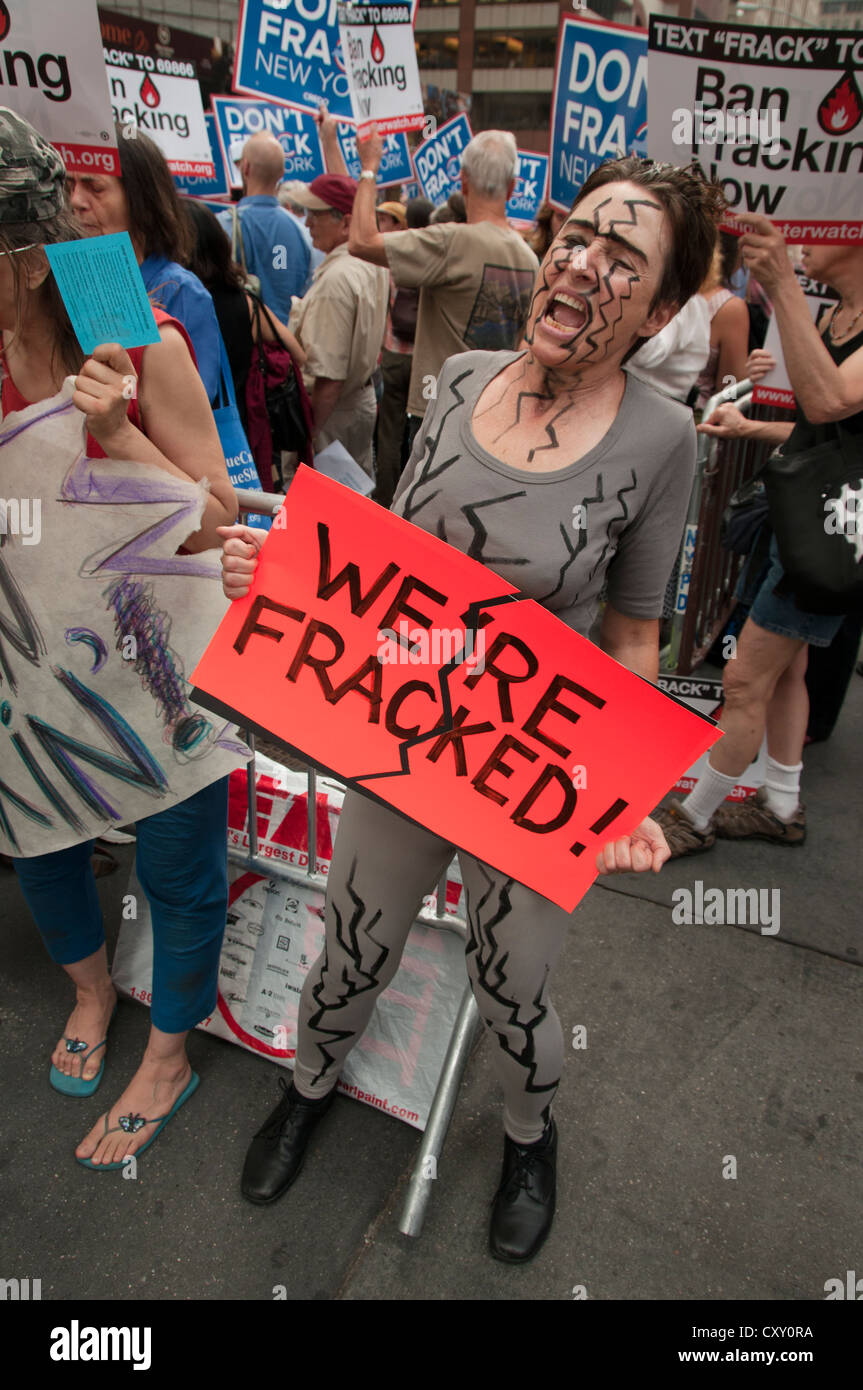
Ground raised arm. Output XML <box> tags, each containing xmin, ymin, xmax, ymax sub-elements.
<box><xmin>347</xmin><ymin>127</ymin><xmax>389</xmax><ymax>266</ymax></box>
<box><xmin>740</xmin><ymin>214</ymin><xmax>863</xmax><ymax>424</ymax></box>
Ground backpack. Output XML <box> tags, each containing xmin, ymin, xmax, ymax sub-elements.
<box><xmin>244</xmin><ymin>293</ymin><xmax>314</xmax><ymax>492</ymax></box>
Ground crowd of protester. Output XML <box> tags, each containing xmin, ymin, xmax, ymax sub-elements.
<box><xmin>3</xmin><ymin>99</ymin><xmax>862</xmax><ymax>1265</ymax></box>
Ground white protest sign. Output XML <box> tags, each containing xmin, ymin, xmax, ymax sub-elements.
<box><xmin>649</xmin><ymin>18</ymin><xmax>863</xmax><ymax>242</ymax></box>
<box><xmin>336</xmin><ymin>1</ymin><xmax>423</xmax><ymax>136</ymax></box>
<box><xmin>104</xmin><ymin>45</ymin><xmax>213</xmax><ymax>176</ymax></box>
<box><xmin>753</xmin><ymin>267</ymin><xmax>838</xmax><ymax>408</ymax></box>
<box><xmin>0</xmin><ymin>0</ymin><xmax>118</xmax><ymax>174</ymax></box>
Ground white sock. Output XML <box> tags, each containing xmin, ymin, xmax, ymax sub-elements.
<box><xmin>681</xmin><ymin>759</ymin><xmax>740</xmax><ymax>830</ymax></box>
<box><xmin>763</xmin><ymin>756</ymin><xmax>802</xmax><ymax>822</ymax></box>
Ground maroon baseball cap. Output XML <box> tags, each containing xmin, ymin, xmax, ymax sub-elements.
<box><xmin>288</xmin><ymin>174</ymin><xmax>357</xmax><ymax>215</ymax></box>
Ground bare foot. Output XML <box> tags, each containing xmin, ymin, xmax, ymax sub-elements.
<box><xmin>76</xmin><ymin>1053</ymin><xmax>193</xmax><ymax>1166</ymax></box>
<box><xmin>52</xmin><ymin>981</ymin><xmax>117</xmax><ymax>1082</ymax></box>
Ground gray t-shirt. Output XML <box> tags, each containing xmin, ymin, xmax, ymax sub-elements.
<box><xmin>392</xmin><ymin>350</ymin><xmax>696</xmax><ymax>638</ymax></box>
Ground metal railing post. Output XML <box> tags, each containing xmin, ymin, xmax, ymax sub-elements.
<box><xmin>398</xmin><ymin>984</ymin><xmax>482</xmax><ymax>1238</ymax></box>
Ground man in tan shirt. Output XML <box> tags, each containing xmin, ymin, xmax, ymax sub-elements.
<box><xmin>347</xmin><ymin>128</ymin><xmax>539</xmax><ymax>437</ymax></box>
<box><xmin>288</xmin><ymin>174</ymin><xmax>389</xmax><ymax>476</ymax></box>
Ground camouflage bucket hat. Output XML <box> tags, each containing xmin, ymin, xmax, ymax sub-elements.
<box><xmin>0</xmin><ymin>106</ymin><xmax>66</xmax><ymax>224</ymax></box>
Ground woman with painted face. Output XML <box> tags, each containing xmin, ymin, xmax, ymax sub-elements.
<box><xmin>0</xmin><ymin>110</ymin><xmax>241</xmax><ymax>1170</ymax></box>
<box><xmin>218</xmin><ymin>156</ymin><xmax>725</xmax><ymax>1263</ymax></box>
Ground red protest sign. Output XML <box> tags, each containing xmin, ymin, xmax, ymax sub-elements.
<box><xmin>191</xmin><ymin>467</ymin><xmax>719</xmax><ymax>911</ymax></box>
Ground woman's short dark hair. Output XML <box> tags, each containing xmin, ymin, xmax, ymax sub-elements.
<box><xmin>572</xmin><ymin>157</ymin><xmax>726</xmax><ymax>313</ymax></box>
<box><xmin>182</xmin><ymin>198</ymin><xmax>244</xmax><ymax>292</ymax></box>
<box><xmin>115</xmin><ymin>123</ymin><xmax>191</xmax><ymax>263</ymax></box>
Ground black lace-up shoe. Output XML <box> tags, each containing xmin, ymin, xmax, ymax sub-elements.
<box><xmin>489</xmin><ymin>1119</ymin><xmax>557</xmax><ymax>1263</ymax></box>
<box><xmin>241</xmin><ymin>1077</ymin><xmax>335</xmax><ymax>1205</ymax></box>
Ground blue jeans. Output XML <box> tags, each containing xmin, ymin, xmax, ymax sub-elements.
<box><xmin>14</xmin><ymin>777</ymin><xmax>229</xmax><ymax>1033</ymax></box>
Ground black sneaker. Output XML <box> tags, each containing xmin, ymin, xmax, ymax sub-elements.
<box><xmin>489</xmin><ymin>1119</ymin><xmax>557</xmax><ymax>1263</ymax></box>
<box><xmin>241</xmin><ymin>1077</ymin><xmax>335</xmax><ymax>1205</ymax></box>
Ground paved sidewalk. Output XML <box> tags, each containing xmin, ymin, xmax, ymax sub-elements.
<box><xmin>2</xmin><ymin>676</ymin><xmax>861</xmax><ymax>1302</ymax></box>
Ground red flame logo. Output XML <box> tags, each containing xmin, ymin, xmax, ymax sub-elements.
<box><xmin>370</xmin><ymin>26</ymin><xmax>385</xmax><ymax>64</ymax></box>
<box><xmin>0</xmin><ymin>2</ymin><xmax>11</xmax><ymax>43</ymax></box>
<box><xmin>139</xmin><ymin>73</ymin><xmax>161</xmax><ymax>109</ymax></box>
<box><xmin>817</xmin><ymin>72</ymin><xmax>863</xmax><ymax>135</ymax></box>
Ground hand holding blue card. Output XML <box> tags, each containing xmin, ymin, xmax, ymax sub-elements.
<box><xmin>45</xmin><ymin>233</ymin><xmax>161</xmax><ymax>356</ymax></box>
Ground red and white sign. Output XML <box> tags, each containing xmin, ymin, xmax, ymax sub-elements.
<box><xmin>336</xmin><ymin>1</ymin><xmax>424</xmax><ymax>137</ymax></box>
<box><xmin>0</xmin><ymin>0</ymin><xmax>119</xmax><ymax>176</ymax></box>
<box><xmin>649</xmin><ymin>17</ymin><xmax>863</xmax><ymax>244</ymax></box>
<box><xmin>191</xmin><ymin>468</ymin><xmax>719</xmax><ymax>913</ymax></box>
<box><xmin>104</xmin><ymin>46</ymin><xmax>213</xmax><ymax>177</ymax></box>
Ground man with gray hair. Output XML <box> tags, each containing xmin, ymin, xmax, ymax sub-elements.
<box><xmin>345</xmin><ymin>124</ymin><xmax>538</xmax><ymax>450</ymax></box>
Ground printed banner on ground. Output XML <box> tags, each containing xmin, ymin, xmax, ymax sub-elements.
<box><xmin>104</xmin><ymin>42</ymin><xmax>213</xmax><ymax>176</ymax></box>
<box><xmin>411</xmin><ymin>111</ymin><xmax>473</xmax><ymax>206</ymax></box>
<box><xmin>174</xmin><ymin>114</ymin><xmax>231</xmax><ymax>199</ymax></box>
<box><xmin>111</xmin><ymin>756</ymin><xmax>468</xmax><ymax>1130</ymax></box>
<box><xmin>337</xmin><ymin>124</ymin><xmax>413</xmax><ymax>185</ymax></box>
<box><xmin>507</xmin><ymin>151</ymin><xmax>549</xmax><ymax>224</ymax></box>
<box><xmin>550</xmin><ymin>15</ymin><xmax>647</xmax><ymax>212</ymax></box>
<box><xmin>648</xmin><ymin>18</ymin><xmax>863</xmax><ymax>242</ymax></box>
<box><xmin>753</xmin><ymin>267</ymin><xmax>839</xmax><ymax>407</ymax></box>
<box><xmin>0</xmin><ymin>0</ymin><xmax>119</xmax><ymax>175</ymax></box>
<box><xmin>233</xmin><ymin>0</ymin><xmax>353</xmax><ymax>121</ymax></box>
<box><xmin>336</xmin><ymin>1</ymin><xmax>423</xmax><ymax>137</ymax></box>
<box><xmin>212</xmin><ymin>95</ymin><xmax>324</xmax><ymax>188</ymax></box>
<box><xmin>190</xmin><ymin>468</ymin><xmax>719</xmax><ymax>913</ymax></box>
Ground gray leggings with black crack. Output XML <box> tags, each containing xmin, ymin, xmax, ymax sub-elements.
<box><xmin>292</xmin><ymin>788</ymin><xmax>573</xmax><ymax>1144</ymax></box>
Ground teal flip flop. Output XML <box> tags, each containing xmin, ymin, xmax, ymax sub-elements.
<box><xmin>50</xmin><ymin>1004</ymin><xmax>118</xmax><ymax>1098</ymax></box>
<box><xmin>76</xmin><ymin>1071</ymin><xmax>200</xmax><ymax>1171</ymax></box>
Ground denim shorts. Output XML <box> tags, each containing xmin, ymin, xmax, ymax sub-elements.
<box><xmin>740</xmin><ymin>533</ymin><xmax>845</xmax><ymax>648</ymax></box>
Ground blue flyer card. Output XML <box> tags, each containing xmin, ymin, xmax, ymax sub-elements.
<box><xmin>45</xmin><ymin>233</ymin><xmax>160</xmax><ymax>355</ymax></box>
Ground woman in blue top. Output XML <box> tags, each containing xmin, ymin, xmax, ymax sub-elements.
<box><xmin>67</xmin><ymin>126</ymin><xmax>221</xmax><ymax>403</ymax></box>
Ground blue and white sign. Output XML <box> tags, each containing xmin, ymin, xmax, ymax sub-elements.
<box><xmin>411</xmin><ymin>112</ymin><xmax>473</xmax><ymax>206</ymax></box>
<box><xmin>506</xmin><ymin>151</ymin><xmax>549</xmax><ymax>223</ymax></box>
<box><xmin>233</xmin><ymin>0</ymin><xmax>353</xmax><ymax>121</ymax></box>
<box><xmin>175</xmin><ymin>116</ymin><xmax>231</xmax><ymax>200</ymax></box>
<box><xmin>550</xmin><ymin>16</ymin><xmax>647</xmax><ymax>210</ymax></box>
<box><xmin>336</xmin><ymin>125</ymin><xmax>413</xmax><ymax>186</ymax></box>
<box><xmin>402</xmin><ymin>180</ymin><xmax>420</xmax><ymax>201</ymax></box>
<box><xmin>212</xmin><ymin>96</ymin><xmax>325</xmax><ymax>188</ymax></box>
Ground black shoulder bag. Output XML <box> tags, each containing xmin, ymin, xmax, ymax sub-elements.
<box><xmin>764</xmin><ymin>419</ymin><xmax>863</xmax><ymax>615</ymax></box>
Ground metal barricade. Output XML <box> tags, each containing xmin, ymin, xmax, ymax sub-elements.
<box><xmin>227</xmin><ymin>488</ymin><xmax>481</xmax><ymax>1238</ymax></box>
<box><xmin>663</xmin><ymin>385</ymin><xmax>792</xmax><ymax>675</ymax></box>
